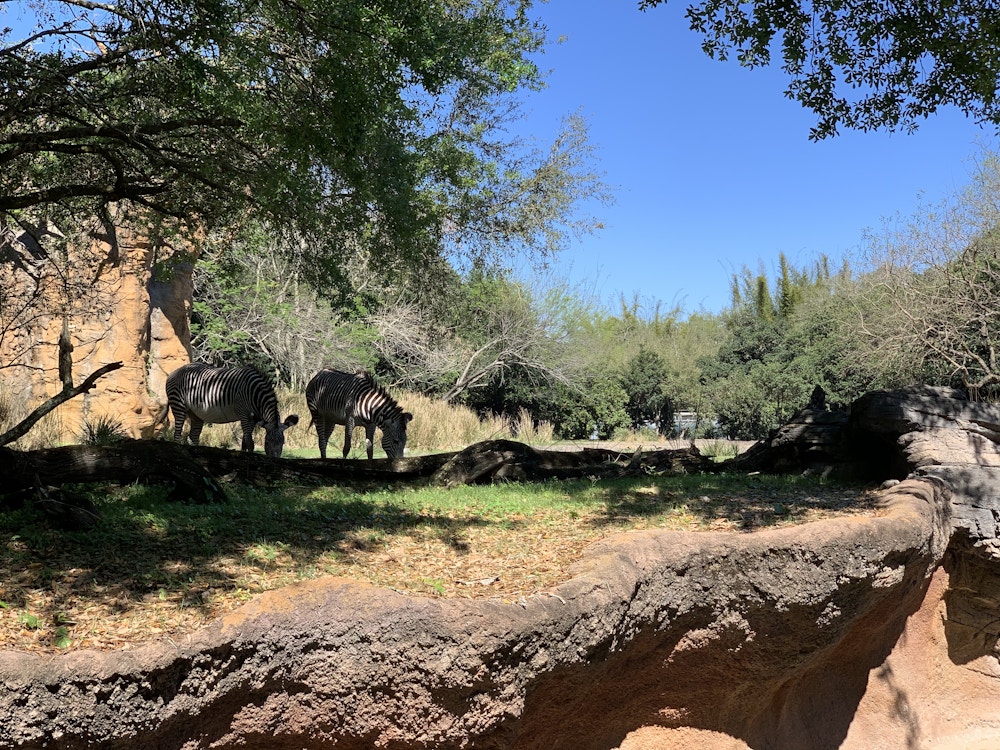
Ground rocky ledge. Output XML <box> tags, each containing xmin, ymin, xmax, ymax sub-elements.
<box><xmin>2</xmin><ymin>385</ymin><xmax>1000</xmax><ymax>750</ymax></box>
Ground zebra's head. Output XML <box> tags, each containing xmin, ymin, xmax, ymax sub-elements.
<box><xmin>380</xmin><ymin>411</ymin><xmax>413</xmax><ymax>458</ymax></box>
<box><xmin>263</xmin><ymin>414</ymin><xmax>300</xmax><ymax>457</ymax></box>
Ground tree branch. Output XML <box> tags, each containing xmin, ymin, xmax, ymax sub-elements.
<box><xmin>0</xmin><ymin>361</ymin><xmax>124</xmax><ymax>446</ymax></box>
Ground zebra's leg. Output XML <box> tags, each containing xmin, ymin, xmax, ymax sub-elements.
<box><xmin>342</xmin><ymin>415</ymin><xmax>355</xmax><ymax>459</ymax></box>
<box><xmin>188</xmin><ymin>415</ymin><xmax>205</xmax><ymax>446</ymax></box>
<box><xmin>316</xmin><ymin>418</ymin><xmax>333</xmax><ymax>460</ymax></box>
<box><xmin>365</xmin><ymin>424</ymin><xmax>376</xmax><ymax>460</ymax></box>
<box><xmin>170</xmin><ymin>406</ymin><xmax>187</xmax><ymax>443</ymax></box>
<box><xmin>309</xmin><ymin>407</ymin><xmax>325</xmax><ymax>459</ymax></box>
<box><xmin>240</xmin><ymin>417</ymin><xmax>256</xmax><ymax>453</ymax></box>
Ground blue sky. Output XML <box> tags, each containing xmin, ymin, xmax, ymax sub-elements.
<box><xmin>516</xmin><ymin>0</ymin><xmax>995</xmax><ymax>315</ymax></box>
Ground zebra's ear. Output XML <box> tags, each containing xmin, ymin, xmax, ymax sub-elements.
<box><xmin>283</xmin><ymin>414</ymin><xmax>300</xmax><ymax>428</ymax></box>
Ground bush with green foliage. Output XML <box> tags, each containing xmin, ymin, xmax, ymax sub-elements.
<box><xmin>618</xmin><ymin>348</ymin><xmax>673</xmax><ymax>435</ymax></box>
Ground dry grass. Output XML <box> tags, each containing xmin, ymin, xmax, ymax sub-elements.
<box><xmin>181</xmin><ymin>388</ymin><xmax>558</xmax><ymax>457</ymax></box>
<box><xmin>396</xmin><ymin>391</ymin><xmax>511</xmax><ymax>452</ymax></box>
<box><xmin>0</xmin><ymin>472</ymin><xmax>880</xmax><ymax>654</ymax></box>
<box><xmin>0</xmin><ymin>383</ymin><xmax>65</xmax><ymax>451</ymax></box>
<box><xmin>2</xmin><ymin>387</ymin><xmax>873</xmax><ymax>656</ymax></box>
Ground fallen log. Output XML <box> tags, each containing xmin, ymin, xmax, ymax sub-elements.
<box><xmin>0</xmin><ymin>440</ymin><xmax>714</xmax><ymax>521</ymax></box>
<box><xmin>431</xmin><ymin>440</ymin><xmax>714</xmax><ymax>485</ymax></box>
<box><xmin>0</xmin><ymin>441</ymin><xmax>229</xmax><ymax>510</ymax></box>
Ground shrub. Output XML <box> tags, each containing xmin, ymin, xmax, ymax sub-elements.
<box><xmin>80</xmin><ymin>416</ymin><xmax>129</xmax><ymax>446</ymax></box>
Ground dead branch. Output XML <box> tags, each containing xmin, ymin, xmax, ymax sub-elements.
<box><xmin>0</xmin><ymin>361</ymin><xmax>123</xmax><ymax>446</ymax></box>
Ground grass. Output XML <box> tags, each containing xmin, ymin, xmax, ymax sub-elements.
<box><xmin>0</xmin><ymin>472</ymin><xmax>879</xmax><ymax>654</ymax></box>
<box><xmin>143</xmin><ymin>387</ymin><xmax>558</xmax><ymax>457</ymax></box>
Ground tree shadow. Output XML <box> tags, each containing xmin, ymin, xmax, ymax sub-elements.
<box><xmin>0</xmin><ymin>471</ymin><xmax>877</xmax><ymax>651</ymax></box>
<box><xmin>874</xmin><ymin>662</ymin><xmax>922</xmax><ymax>749</ymax></box>
<box><xmin>583</xmin><ymin>474</ymin><xmax>878</xmax><ymax>531</ymax></box>
<box><xmin>0</xmin><ymin>483</ymin><xmax>506</xmax><ymax>650</ymax></box>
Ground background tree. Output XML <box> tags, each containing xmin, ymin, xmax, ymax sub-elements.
<box><xmin>0</xmin><ymin>0</ymin><xmax>552</xmax><ymax>274</ymax></box>
<box><xmin>618</xmin><ymin>347</ymin><xmax>673</xmax><ymax>435</ymax></box>
<box><xmin>433</xmin><ymin>109</ymin><xmax>613</xmax><ymax>269</ymax></box>
<box><xmin>701</xmin><ymin>255</ymin><xmax>871</xmax><ymax>438</ymax></box>
<box><xmin>856</xmin><ymin>152</ymin><xmax>1000</xmax><ymax>397</ymax></box>
<box><xmin>638</xmin><ymin>0</ymin><xmax>1000</xmax><ymax>139</ymax></box>
<box><xmin>434</xmin><ymin>269</ymin><xmax>577</xmax><ymax>403</ymax></box>
<box><xmin>191</xmin><ymin>230</ymin><xmax>368</xmax><ymax>389</ymax></box>
<box><xmin>528</xmin><ymin>373</ymin><xmax>630</xmax><ymax>440</ymax></box>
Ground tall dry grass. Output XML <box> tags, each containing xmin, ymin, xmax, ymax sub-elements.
<box><xmin>278</xmin><ymin>388</ymin><xmax>555</xmax><ymax>456</ymax></box>
<box><xmin>399</xmin><ymin>392</ymin><xmax>503</xmax><ymax>451</ymax></box>
<box><xmin>2</xmin><ymin>381</ymin><xmax>555</xmax><ymax>456</ymax></box>
<box><xmin>0</xmin><ymin>385</ymin><xmax>65</xmax><ymax>450</ymax></box>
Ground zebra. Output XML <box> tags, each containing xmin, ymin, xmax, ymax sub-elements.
<box><xmin>306</xmin><ymin>368</ymin><xmax>412</xmax><ymax>459</ymax></box>
<box><xmin>156</xmin><ymin>363</ymin><xmax>299</xmax><ymax>457</ymax></box>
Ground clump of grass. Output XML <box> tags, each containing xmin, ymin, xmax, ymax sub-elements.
<box><xmin>80</xmin><ymin>416</ymin><xmax>130</xmax><ymax>446</ymax></box>
<box><xmin>512</xmin><ymin>406</ymin><xmax>554</xmax><ymax>445</ymax></box>
<box><xmin>0</xmin><ymin>384</ymin><xmax>65</xmax><ymax>449</ymax></box>
<box><xmin>0</xmin><ymin>384</ymin><xmax>15</xmax><ymax>428</ymax></box>
<box><xmin>7</xmin><ymin>410</ymin><xmax>63</xmax><ymax>450</ymax></box>
<box><xmin>399</xmin><ymin>391</ymin><xmax>511</xmax><ymax>452</ymax></box>
<box><xmin>699</xmin><ymin>439</ymin><xmax>741</xmax><ymax>462</ymax></box>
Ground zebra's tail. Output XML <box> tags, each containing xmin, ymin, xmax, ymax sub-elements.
<box><xmin>151</xmin><ymin>403</ymin><xmax>170</xmax><ymax>429</ymax></box>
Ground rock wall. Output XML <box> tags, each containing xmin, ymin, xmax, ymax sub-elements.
<box><xmin>1</xmin><ymin>390</ymin><xmax>999</xmax><ymax>750</ymax></box>
<box><xmin>851</xmin><ymin>385</ymin><xmax>1000</xmax><ymax>670</ymax></box>
<box><xmin>0</xmin><ymin>479</ymin><xmax>957</xmax><ymax>750</ymax></box>
<box><xmin>0</xmin><ymin>224</ymin><xmax>193</xmax><ymax>440</ymax></box>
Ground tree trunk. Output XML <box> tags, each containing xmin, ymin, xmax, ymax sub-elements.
<box><xmin>0</xmin><ymin>440</ymin><xmax>713</xmax><ymax>520</ymax></box>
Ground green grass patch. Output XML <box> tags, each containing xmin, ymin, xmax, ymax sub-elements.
<box><xmin>0</xmin><ymin>473</ymin><xmax>876</xmax><ymax>652</ymax></box>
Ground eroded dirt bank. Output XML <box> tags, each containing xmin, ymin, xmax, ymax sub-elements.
<box><xmin>4</xmin><ymin>385</ymin><xmax>1000</xmax><ymax>750</ymax></box>
<box><xmin>618</xmin><ymin>562</ymin><xmax>1000</xmax><ymax>750</ymax></box>
<box><xmin>0</xmin><ymin>478</ymin><xmax>953</xmax><ymax>749</ymax></box>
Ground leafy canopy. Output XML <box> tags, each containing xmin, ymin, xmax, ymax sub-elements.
<box><xmin>639</xmin><ymin>0</ymin><xmax>1000</xmax><ymax>139</ymax></box>
<box><xmin>0</xmin><ymin>0</ymin><xmax>545</xmax><ymax>263</ymax></box>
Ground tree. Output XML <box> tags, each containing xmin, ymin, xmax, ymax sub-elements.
<box><xmin>191</xmin><ymin>231</ymin><xmax>367</xmax><ymax>389</ymax></box>
<box><xmin>856</xmin><ymin>150</ymin><xmax>1000</xmax><ymax>397</ymax></box>
<box><xmin>435</xmin><ymin>110</ymin><xmax>613</xmax><ymax>269</ymax></box>
<box><xmin>638</xmin><ymin>0</ymin><xmax>1000</xmax><ymax>139</ymax></box>
<box><xmin>435</xmin><ymin>270</ymin><xmax>576</xmax><ymax>403</ymax></box>
<box><xmin>0</xmin><ymin>0</ymin><xmax>548</xmax><ymax>267</ymax></box>
<box><xmin>619</xmin><ymin>348</ymin><xmax>673</xmax><ymax>434</ymax></box>
<box><xmin>539</xmin><ymin>373</ymin><xmax>630</xmax><ymax>440</ymax></box>
<box><xmin>702</xmin><ymin>254</ymin><xmax>871</xmax><ymax>438</ymax></box>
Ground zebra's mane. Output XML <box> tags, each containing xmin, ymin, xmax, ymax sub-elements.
<box><xmin>354</xmin><ymin>369</ymin><xmax>402</xmax><ymax>412</ymax></box>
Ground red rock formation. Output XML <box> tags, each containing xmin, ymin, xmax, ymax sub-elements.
<box><xmin>0</xmin><ymin>223</ymin><xmax>193</xmax><ymax>440</ymax></box>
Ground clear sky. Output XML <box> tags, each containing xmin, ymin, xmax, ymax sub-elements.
<box><xmin>516</xmin><ymin>0</ymin><xmax>996</xmax><ymax>315</ymax></box>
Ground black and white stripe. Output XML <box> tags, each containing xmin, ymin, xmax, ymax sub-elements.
<box><xmin>306</xmin><ymin>368</ymin><xmax>412</xmax><ymax>459</ymax></box>
<box><xmin>160</xmin><ymin>363</ymin><xmax>299</xmax><ymax>457</ymax></box>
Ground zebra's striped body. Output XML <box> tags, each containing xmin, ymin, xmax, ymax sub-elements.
<box><xmin>306</xmin><ymin>369</ymin><xmax>412</xmax><ymax>459</ymax></box>
<box><xmin>160</xmin><ymin>363</ymin><xmax>299</xmax><ymax>457</ymax></box>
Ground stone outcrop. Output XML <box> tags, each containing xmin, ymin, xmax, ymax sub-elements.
<box><xmin>0</xmin><ymin>479</ymin><xmax>952</xmax><ymax>750</ymax></box>
<box><xmin>851</xmin><ymin>385</ymin><xmax>1000</xmax><ymax>674</ymax></box>
<box><xmin>0</xmin><ymin>223</ymin><xmax>192</xmax><ymax>440</ymax></box>
<box><xmin>2</xmin><ymin>386</ymin><xmax>1000</xmax><ymax>750</ymax></box>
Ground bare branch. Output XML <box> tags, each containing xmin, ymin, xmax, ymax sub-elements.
<box><xmin>0</xmin><ymin>361</ymin><xmax>124</xmax><ymax>446</ymax></box>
